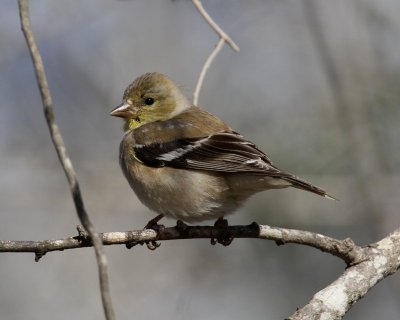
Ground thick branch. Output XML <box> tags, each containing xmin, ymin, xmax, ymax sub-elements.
<box><xmin>17</xmin><ymin>1</ymin><xmax>114</xmax><ymax>319</ymax></box>
<box><xmin>288</xmin><ymin>227</ymin><xmax>400</xmax><ymax>320</ymax></box>
<box><xmin>0</xmin><ymin>223</ymin><xmax>365</xmax><ymax>266</ymax></box>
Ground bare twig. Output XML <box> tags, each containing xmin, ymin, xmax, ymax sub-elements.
<box><xmin>0</xmin><ymin>223</ymin><xmax>366</xmax><ymax>266</ymax></box>
<box><xmin>192</xmin><ymin>0</ymin><xmax>240</xmax><ymax>105</ymax></box>
<box><xmin>17</xmin><ymin>1</ymin><xmax>115</xmax><ymax>319</ymax></box>
<box><xmin>192</xmin><ymin>0</ymin><xmax>239</xmax><ymax>52</ymax></box>
<box><xmin>258</xmin><ymin>225</ymin><xmax>365</xmax><ymax>266</ymax></box>
<box><xmin>193</xmin><ymin>38</ymin><xmax>225</xmax><ymax>105</ymax></box>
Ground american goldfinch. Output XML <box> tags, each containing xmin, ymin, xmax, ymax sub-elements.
<box><xmin>111</xmin><ymin>72</ymin><xmax>334</xmax><ymax>225</ymax></box>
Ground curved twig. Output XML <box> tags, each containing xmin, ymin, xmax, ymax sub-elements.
<box><xmin>17</xmin><ymin>1</ymin><xmax>115</xmax><ymax>319</ymax></box>
<box><xmin>192</xmin><ymin>0</ymin><xmax>240</xmax><ymax>105</ymax></box>
<box><xmin>192</xmin><ymin>0</ymin><xmax>239</xmax><ymax>52</ymax></box>
<box><xmin>193</xmin><ymin>38</ymin><xmax>225</xmax><ymax>105</ymax></box>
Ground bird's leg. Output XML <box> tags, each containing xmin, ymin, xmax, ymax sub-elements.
<box><xmin>144</xmin><ymin>213</ymin><xmax>165</xmax><ymax>231</ymax></box>
<box><xmin>211</xmin><ymin>217</ymin><xmax>233</xmax><ymax>246</ymax></box>
<box><xmin>126</xmin><ymin>213</ymin><xmax>165</xmax><ymax>250</ymax></box>
<box><xmin>143</xmin><ymin>213</ymin><xmax>165</xmax><ymax>250</ymax></box>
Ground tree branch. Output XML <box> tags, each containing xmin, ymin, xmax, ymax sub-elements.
<box><xmin>2</xmin><ymin>220</ymin><xmax>399</xmax><ymax>320</ymax></box>
<box><xmin>288</xmin><ymin>227</ymin><xmax>400</xmax><ymax>320</ymax></box>
<box><xmin>192</xmin><ymin>0</ymin><xmax>240</xmax><ymax>105</ymax></box>
<box><xmin>0</xmin><ymin>223</ymin><xmax>366</xmax><ymax>266</ymax></box>
<box><xmin>17</xmin><ymin>1</ymin><xmax>115</xmax><ymax>319</ymax></box>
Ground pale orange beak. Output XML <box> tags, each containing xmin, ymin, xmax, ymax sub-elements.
<box><xmin>110</xmin><ymin>103</ymin><xmax>136</xmax><ymax>118</ymax></box>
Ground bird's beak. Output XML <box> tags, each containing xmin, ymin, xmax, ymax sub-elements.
<box><xmin>110</xmin><ymin>103</ymin><xmax>136</xmax><ymax>118</ymax></box>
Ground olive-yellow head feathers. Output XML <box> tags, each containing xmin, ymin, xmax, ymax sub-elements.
<box><xmin>110</xmin><ymin>72</ymin><xmax>190</xmax><ymax>131</ymax></box>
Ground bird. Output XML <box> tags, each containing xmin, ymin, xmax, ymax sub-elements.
<box><xmin>110</xmin><ymin>72</ymin><xmax>334</xmax><ymax>233</ymax></box>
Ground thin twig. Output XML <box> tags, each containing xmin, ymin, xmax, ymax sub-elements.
<box><xmin>193</xmin><ymin>38</ymin><xmax>224</xmax><ymax>105</ymax></box>
<box><xmin>17</xmin><ymin>1</ymin><xmax>115</xmax><ymax>319</ymax></box>
<box><xmin>192</xmin><ymin>0</ymin><xmax>239</xmax><ymax>52</ymax></box>
<box><xmin>192</xmin><ymin>0</ymin><xmax>240</xmax><ymax>105</ymax></box>
<box><xmin>0</xmin><ymin>223</ymin><xmax>366</xmax><ymax>266</ymax></box>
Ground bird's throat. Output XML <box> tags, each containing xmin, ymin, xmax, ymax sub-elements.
<box><xmin>124</xmin><ymin>118</ymin><xmax>141</xmax><ymax>131</ymax></box>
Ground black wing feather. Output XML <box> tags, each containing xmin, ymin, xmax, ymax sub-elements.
<box><xmin>133</xmin><ymin>132</ymin><xmax>279</xmax><ymax>174</ymax></box>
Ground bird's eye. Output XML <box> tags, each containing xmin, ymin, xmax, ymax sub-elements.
<box><xmin>144</xmin><ymin>97</ymin><xmax>154</xmax><ymax>106</ymax></box>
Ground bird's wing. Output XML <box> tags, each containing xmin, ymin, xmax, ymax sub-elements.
<box><xmin>134</xmin><ymin>131</ymin><xmax>285</xmax><ymax>176</ymax></box>
<box><xmin>133</xmin><ymin>131</ymin><xmax>334</xmax><ymax>199</ymax></box>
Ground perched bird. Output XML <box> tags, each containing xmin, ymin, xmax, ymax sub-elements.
<box><xmin>111</xmin><ymin>72</ymin><xmax>334</xmax><ymax>227</ymax></box>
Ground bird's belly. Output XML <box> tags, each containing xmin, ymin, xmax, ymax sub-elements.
<box><xmin>124</xmin><ymin>162</ymin><xmax>241</xmax><ymax>223</ymax></box>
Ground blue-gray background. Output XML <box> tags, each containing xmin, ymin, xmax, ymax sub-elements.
<box><xmin>1</xmin><ymin>0</ymin><xmax>400</xmax><ymax>319</ymax></box>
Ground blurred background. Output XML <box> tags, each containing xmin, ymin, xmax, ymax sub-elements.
<box><xmin>1</xmin><ymin>0</ymin><xmax>400</xmax><ymax>319</ymax></box>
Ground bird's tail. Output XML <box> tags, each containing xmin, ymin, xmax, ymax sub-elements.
<box><xmin>282</xmin><ymin>175</ymin><xmax>337</xmax><ymax>200</ymax></box>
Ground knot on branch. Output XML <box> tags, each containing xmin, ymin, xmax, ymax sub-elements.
<box><xmin>76</xmin><ymin>225</ymin><xmax>91</xmax><ymax>245</ymax></box>
<box><xmin>338</xmin><ymin>238</ymin><xmax>366</xmax><ymax>267</ymax></box>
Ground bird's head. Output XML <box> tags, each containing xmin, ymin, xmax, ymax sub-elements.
<box><xmin>110</xmin><ymin>72</ymin><xmax>190</xmax><ymax>131</ymax></box>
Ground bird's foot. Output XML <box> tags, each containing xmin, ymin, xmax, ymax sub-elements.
<box><xmin>126</xmin><ymin>214</ymin><xmax>165</xmax><ymax>250</ymax></box>
<box><xmin>143</xmin><ymin>240</ymin><xmax>161</xmax><ymax>251</ymax></box>
<box><xmin>211</xmin><ymin>217</ymin><xmax>233</xmax><ymax>246</ymax></box>
<box><xmin>143</xmin><ymin>213</ymin><xmax>165</xmax><ymax>250</ymax></box>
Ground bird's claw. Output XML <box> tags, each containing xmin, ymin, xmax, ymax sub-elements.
<box><xmin>211</xmin><ymin>236</ymin><xmax>233</xmax><ymax>246</ymax></box>
<box><xmin>126</xmin><ymin>240</ymin><xmax>161</xmax><ymax>250</ymax></box>
<box><xmin>125</xmin><ymin>214</ymin><xmax>165</xmax><ymax>250</ymax></box>
<box><xmin>211</xmin><ymin>217</ymin><xmax>233</xmax><ymax>246</ymax></box>
<box><xmin>142</xmin><ymin>214</ymin><xmax>165</xmax><ymax>250</ymax></box>
<box><xmin>144</xmin><ymin>241</ymin><xmax>161</xmax><ymax>250</ymax></box>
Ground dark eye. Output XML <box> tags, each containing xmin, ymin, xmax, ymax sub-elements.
<box><xmin>144</xmin><ymin>97</ymin><xmax>154</xmax><ymax>106</ymax></box>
